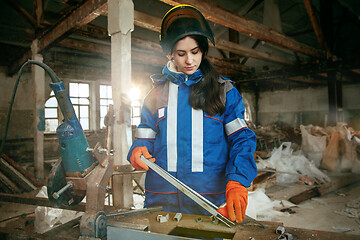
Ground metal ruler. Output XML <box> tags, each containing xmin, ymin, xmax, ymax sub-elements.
<box><xmin>140</xmin><ymin>155</ymin><xmax>235</xmax><ymax>227</ymax></box>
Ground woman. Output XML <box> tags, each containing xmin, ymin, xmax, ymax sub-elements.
<box><xmin>127</xmin><ymin>5</ymin><xmax>257</xmax><ymax>223</ymax></box>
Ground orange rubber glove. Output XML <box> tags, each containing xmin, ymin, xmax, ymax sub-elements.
<box><xmin>226</xmin><ymin>181</ymin><xmax>248</xmax><ymax>223</ymax></box>
<box><xmin>130</xmin><ymin>146</ymin><xmax>155</xmax><ymax>170</ymax></box>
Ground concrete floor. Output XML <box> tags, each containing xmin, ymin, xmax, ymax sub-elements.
<box><xmin>265</xmin><ymin>178</ymin><xmax>360</xmax><ymax>236</ymax></box>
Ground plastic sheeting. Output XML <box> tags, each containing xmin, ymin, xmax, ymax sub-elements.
<box><xmin>257</xmin><ymin>142</ymin><xmax>330</xmax><ymax>185</ymax></box>
<box><xmin>246</xmin><ymin>188</ymin><xmax>290</xmax><ymax>221</ymax></box>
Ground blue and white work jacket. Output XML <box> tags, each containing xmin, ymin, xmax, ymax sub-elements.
<box><xmin>127</xmin><ymin>61</ymin><xmax>257</xmax><ymax>215</ymax></box>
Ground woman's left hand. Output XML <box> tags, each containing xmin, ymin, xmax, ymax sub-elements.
<box><xmin>225</xmin><ymin>181</ymin><xmax>248</xmax><ymax>223</ymax></box>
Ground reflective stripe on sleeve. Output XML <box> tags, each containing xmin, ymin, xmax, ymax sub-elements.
<box><xmin>167</xmin><ymin>82</ymin><xmax>178</xmax><ymax>172</ymax></box>
<box><xmin>225</xmin><ymin>118</ymin><xmax>247</xmax><ymax>136</ymax></box>
<box><xmin>191</xmin><ymin>108</ymin><xmax>203</xmax><ymax>172</ymax></box>
<box><xmin>135</xmin><ymin>127</ymin><xmax>156</xmax><ymax>139</ymax></box>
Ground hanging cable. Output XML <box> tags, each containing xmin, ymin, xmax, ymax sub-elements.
<box><xmin>0</xmin><ymin>60</ymin><xmax>61</xmax><ymax>156</ymax></box>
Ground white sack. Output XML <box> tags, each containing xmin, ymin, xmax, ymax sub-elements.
<box><xmin>300</xmin><ymin>125</ymin><xmax>327</xmax><ymax>167</ymax></box>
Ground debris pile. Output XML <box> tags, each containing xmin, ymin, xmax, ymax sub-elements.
<box><xmin>253</xmin><ymin>122</ymin><xmax>360</xmax><ymax>189</ymax></box>
<box><xmin>256</xmin><ymin>142</ymin><xmax>330</xmax><ymax>185</ymax></box>
<box><xmin>301</xmin><ymin>123</ymin><xmax>360</xmax><ymax>173</ymax></box>
<box><xmin>253</xmin><ymin>121</ymin><xmax>302</xmax><ymax>163</ymax></box>
<box><xmin>0</xmin><ymin>153</ymin><xmax>42</xmax><ymax>194</ymax></box>
<box><xmin>254</xmin><ymin>122</ymin><xmax>302</xmax><ymax>153</ymax></box>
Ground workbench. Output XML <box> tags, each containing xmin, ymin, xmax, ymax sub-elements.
<box><xmin>2</xmin><ymin>206</ymin><xmax>358</xmax><ymax>240</ymax></box>
<box><xmin>106</xmin><ymin>211</ymin><xmax>359</xmax><ymax>240</ymax></box>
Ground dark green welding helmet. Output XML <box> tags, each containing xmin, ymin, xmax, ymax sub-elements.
<box><xmin>159</xmin><ymin>4</ymin><xmax>215</xmax><ymax>55</ymax></box>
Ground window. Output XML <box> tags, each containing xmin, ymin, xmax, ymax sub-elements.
<box><xmin>45</xmin><ymin>91</ymin><xmax>59</xmax><ymax>132</ymax></box>
<box><xmin>100</xmin><ymin>85</ymin><xmax>113</xmax><ymax>128</ymax></box>
<box><xmin>99</xmin><ymin>86</ymin><xmax>141</xmax><ymax>126</ymax></box>
<box><xmin>130</xmin><ymin>88</ymin><xmax>141</xmax><ymax>126</ymax></box>
<box><xmin>69</xmin><ymin>82</ymin><xmax>90</xmax><ymax>130</ymax></box>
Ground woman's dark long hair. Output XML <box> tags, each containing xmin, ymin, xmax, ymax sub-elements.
<box><xmin>188</xmin><ymin>35</ymin><xmax>225</xmax><ymax>116</ymax></box>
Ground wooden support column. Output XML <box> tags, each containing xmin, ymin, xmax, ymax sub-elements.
<box><xmin>321</xmin><ymin>0</ymin><xmax>340</xmax><ymax>126</ymax></box>
<box><xmin>31</xmin><ymin>40</ymin><xmax>45</xmax><ymax>180</ymax></box>
<box><xmin>108</xmin><ymin>0</ymin><xmax>134</xmax><ymax>209</ymax></box>
<box><xmin>320</xmin><ymin>0</ymin><xmax>333</xmax><ymax>52</ymax></box>
<box><xmin>336</xmin><ymin>77</ymin><xmax>343</xmax><ymax>122</ymax></box>
<box><xmin>303</xmin><ymin>0</ymin><xmax>327</xmax><ymax>50</ymax></box>
<box><xmin>327</xmin><ymin>72</ymin><xmax>343</xmax><ymax>126</ymax></box>
<box><xmin>33</xmin><ymin>0</ymin><xmax>43</xmax><ymax>28</ymax></box>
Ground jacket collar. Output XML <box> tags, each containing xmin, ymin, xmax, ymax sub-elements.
<box><xmin>151</xmin><ymin>61</ymin><xmax>203</xmax><ymax>86</ymax></box>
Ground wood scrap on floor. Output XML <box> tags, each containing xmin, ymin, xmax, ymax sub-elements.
<box><xmin>289</xmin><ymin>173</ymin><xmax>360</xmax><ymax>204</ymax></box>
<box><xmin>252</xmin><ymin>171</ymin><xmax>276</xmax><ymax>190</ymax></box>
<box><xmin>0</xmin><ymin>153</ymin><xmax>42</xmax><ymax>194</ymax></box>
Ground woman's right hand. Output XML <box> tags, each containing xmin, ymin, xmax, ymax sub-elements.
<box><xmin>130</xmin><ymin>146</ymin><xmax>155</xmax><ymax>170</ymax></box>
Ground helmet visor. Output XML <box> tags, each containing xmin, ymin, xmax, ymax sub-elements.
<box><xmin>160</xmin><ymin>5</ymin><xmax>215</xmax><ymax>54</ymax></box>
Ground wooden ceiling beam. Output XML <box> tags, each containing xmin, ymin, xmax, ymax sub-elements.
<box><xmin>134</xmin><ymin>11</ymin><xmax>161</xmax><ymax>32</ymax></box>
<box><xmin>132</xmin><ymin>36</ymin><xmax>162</xmax><ymax>53</ymax></box>
<box><xmin>106</xmin><ymin>9</ymin><xmax>292</xmax><ymax>65</ymax></box>
<box><xmin>131</xmin><ymin>37</ymin><xmax>251</xmax><ymax>73</ymax></box>
<box><xmin>57</xmin><ymin>37</ymin><xmax>166</xmax><ymax>66</ymax></box>
<box><xmin>207</xmin><ymin>56</ymin><xmax>250</xmax><ymax>75</ymax></box>
<box><xmin>215</xmin><ymin>38</ymin><xmax>293</xmax><ymax>65</ymax></box>
<box><xmin>76</xmin><ymin>24</ymin><xmax>110</xmax><ymax>40</ymax></box>
<box><xmin>288</xmin><ymin>76</ymin><xmax>327</xmax><ymax>84</ymax></box>
<box><xmin>303</xmin><ymin>0</ymin><xmax>328</xmax><ymax>51</ymax></box>
<box><xmin>5</xmin><ymin>0</ymin><xmax>36</xmax><ymax>27</ymax></box>
<box><xmin>133</xmin><ymin>11</ymin><xmax>293</xmax><ymax>65</ymax></box>
<box><xmin>33</xmin><ymin>0</ymin><xmax>44</xmax><ymax>28</ymax></box>
<box><xmin>8</xmin><ymin>0</ymin><xmax>107</xmax><ymax>75</ymax></box>
<box><xmin>58</xmin><ymin>38</ymin><xmax>110</xmax><ymax>55</ymax></box>
<box><xmin>8</xmin><ymin>0</ymin><xmax>296</xmax><ymax>75</ymax></box>
<box><xmin>74</xmin><ymin>10</ymin><xmax>287</xmax><ymax>68</ymax></box>
<box><xmin>235</xmin><ymin>75</ymin><xmax>327</xmax><ymax>86</ymax></box>
<box><xmin>38</xmin><ymin>0</ymin><xmax>108</xmax><ymax>52</ymax></box>
<box><xmin>57</xmin><ymin>37</ymin><xmax>247</xmax><ymax>75</ymax></box>
<box><xmin>158</xmin><ymin>0</ymin><xmax>323</xmax><ymax>58</ymax></box>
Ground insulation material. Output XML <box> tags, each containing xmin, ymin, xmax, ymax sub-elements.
<box><xmin>257</xmin><ymin>142</ymin><xmax>330</xmax><ymax>184</ymax></box>
<box><xmin>246</xmin><ymin>188</ymin><xmax>289</xmax><ymax>221</ymax></box>
<box><xmin>34</xmin><ymin>186</ymin><xmax>83</xmax><ymax>234</ymax></box>
<box><xmin>300</xmin><ymin>125</ymin><xmax>327</xmax><ymax>167</ymax></box>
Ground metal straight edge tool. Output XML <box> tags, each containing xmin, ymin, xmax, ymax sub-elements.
<box><xmin>140</xmin><ymin>155</ymin><xmax>235</xmax><ymax>228</ymax></box>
